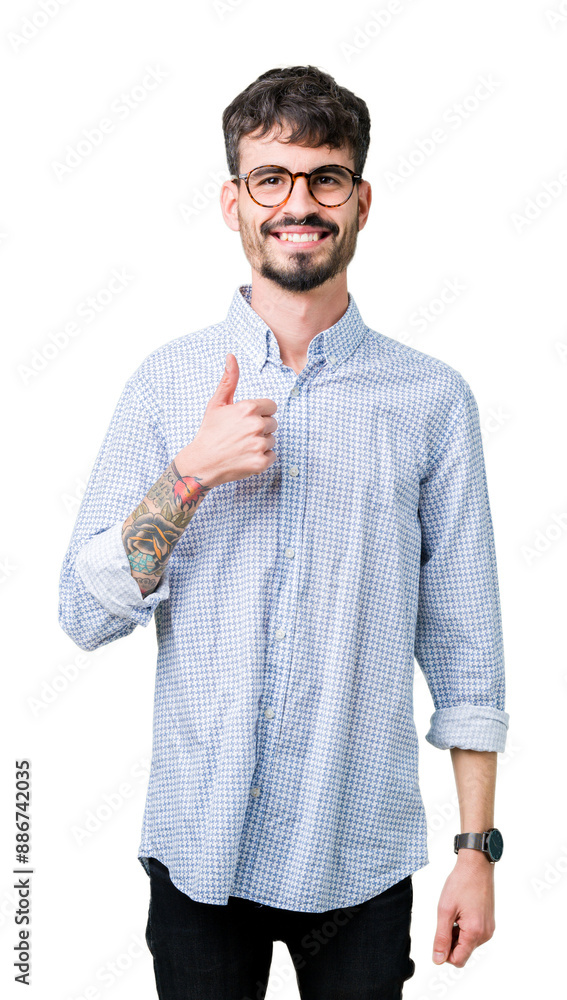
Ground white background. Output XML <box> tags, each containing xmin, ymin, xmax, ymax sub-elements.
<box><xmin>1</xmin><ymin>0</ymin><xmax>565</xmax><ymax>997</ymax></box>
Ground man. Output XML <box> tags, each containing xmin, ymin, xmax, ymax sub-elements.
<box><xmin>59</xmin><ymin>65</ymin><xmax>509</xmax><ymax>999</ymax></box>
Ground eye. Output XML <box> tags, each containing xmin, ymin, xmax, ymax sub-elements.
<box><xmin>251</xmin><ymin>170</ymin><xmax>287</xmax><ymax>187</ymax></box>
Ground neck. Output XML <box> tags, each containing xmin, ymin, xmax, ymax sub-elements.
<box><xmin>249</xmin><ymin>273</ymin><xmax>349</xmax><ymax>362</ymax></box>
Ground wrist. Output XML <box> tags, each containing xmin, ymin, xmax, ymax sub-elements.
<box><xmin>455</xmin><ymin>846</ymin><xmax>494</xmax><ymax>870</ymax></box>
<box><xmin>174</xmin><ymin>446</ymin><xmax>217</xmax><ymax>489</ymax></box>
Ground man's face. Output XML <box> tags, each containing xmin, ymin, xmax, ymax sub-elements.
<box><xmin>231</xmin><ymin>127</ymin><xmax>366</xmax><ymax>294</ymax></box>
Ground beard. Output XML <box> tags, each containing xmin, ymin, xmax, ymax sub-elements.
<box><xmin>237</xmin><ymin>205</ymin><xmax>360</xmax><ymax>294</ymax></box>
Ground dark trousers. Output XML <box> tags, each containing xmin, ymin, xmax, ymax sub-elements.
<box><xmin>144</xmin><ymin>856</ymin><xmax>416</xmax><ymax>999</ymax></box>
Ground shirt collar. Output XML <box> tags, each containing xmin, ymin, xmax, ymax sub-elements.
<box><xmin>225</xmin><ymin>283</ymin><xmax>368</xmax><ymax>374</ymax></box>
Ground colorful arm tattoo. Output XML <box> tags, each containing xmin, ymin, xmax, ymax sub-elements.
<box><xmin>121</xmin><ymin>459</ymin><xmax>213</xmax><ymax>597</ymax></box>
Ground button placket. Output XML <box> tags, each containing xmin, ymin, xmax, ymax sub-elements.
<box><xmin>250</xmin><ymin>375</ymin><xmax>307</xmax><ymax>819</ymax></box>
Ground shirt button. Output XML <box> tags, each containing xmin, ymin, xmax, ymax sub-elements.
<box><xmin>288</xmin><ymin>466</ymin><xmax>299</xmax><ymax>477</ymax></box>
<box><xmin>328</xmin><ymin>354</ymin><xmax>337</xmax><ymax>364</ymax></box>
<box><xmin>275</xmin><ymin>628</ymin><xmax>286</xmax><ymax>640</ymax></box>
<box><xmin>285</xmin><ymin>547</ymin><xmax>295</xmax><ymax>559</ymax></box>
<box><xmin>291</xmin><ymin>387</ymin><xmax>299</xmax><ymax>397</ymax></box>
<box><xmin>264</xmin><ymin>707</ymin><xmax>275</xmax><ymax>719</ymax></box>
<box><xmin>251</xmin><ymin>786</ymin><xmax>261</xmax><ymax>798</ymax></box>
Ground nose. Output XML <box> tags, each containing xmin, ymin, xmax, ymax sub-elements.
<box><xmin>283</xmin><ymin>174</ymin><xmax>317</xmax><ymax>214</ymax></box>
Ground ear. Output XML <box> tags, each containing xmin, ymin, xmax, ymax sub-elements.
<box><xmin>220</xmin><ymin>179</ymin><xmax>241</xmax><ymax>233</ymax></box>
<box><xmin>357</xmin><ymin>179</ymin><xmax>372</xmax><ymax>232</ymax></box>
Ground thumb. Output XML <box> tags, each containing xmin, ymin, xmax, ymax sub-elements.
<box><xmin>432</xmin><ymin>917</ymin><xmax>454</xmax><ymax>964</ymax></box>
<box><xmin>212</xmin><ymin>352</ymin><xmax>239</xmax><ymax>407</ymax></box>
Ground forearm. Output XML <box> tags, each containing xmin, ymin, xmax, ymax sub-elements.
<box><xmin>122</xmin><ymin>451</ymin><xmax>214</xmax><ymax>597</ymax></box>
<box><xmin>450</xmin><ymin>747</ymin><xmax>496</xmax><ymax>868</ymax></box>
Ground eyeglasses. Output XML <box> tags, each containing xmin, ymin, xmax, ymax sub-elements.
<box><xmin>233</xmin><ymin>164</ymin><xmax>362</xmax><ymax>208</ymax></box>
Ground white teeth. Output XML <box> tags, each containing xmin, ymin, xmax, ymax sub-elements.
<box><xmin>276</xmin><ymin>232</ymin><xmax>324</xmax><ymax>242</ymax></box>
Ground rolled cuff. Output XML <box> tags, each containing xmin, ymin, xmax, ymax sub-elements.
<box><xmin>75</xmin><ymin>519</ymin><xmax>171</xmax><ymax>625</ymax></box>
<box><xmin>425</xmin><ymin>704</ymin><xmax>510</xmax><ymax>752</ymax></box>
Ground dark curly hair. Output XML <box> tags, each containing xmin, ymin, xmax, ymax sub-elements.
<box><xmin>222</xmin><ymin>65</ymin><xmax>371</xmax><ymax>182</ymax></box>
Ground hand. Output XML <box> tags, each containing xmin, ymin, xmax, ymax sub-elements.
<box><xmin>175</xmin><ymin>353</ymin><xmax>278</xmax><ymax>488</ymax></box>
<box><xmin>432</xmin><ymin>853</ymin><xmax>496</xmax><ymax>967</ymax></box>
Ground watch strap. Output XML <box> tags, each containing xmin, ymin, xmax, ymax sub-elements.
<box><xmin>453</xmin><ymin>832</ymin><xmax>486</xmax><ymax>853</ymax></box>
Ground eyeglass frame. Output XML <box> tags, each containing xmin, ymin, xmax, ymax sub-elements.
<box><xmin>232</xmin><ymin>164</ymin><xmax>362</xmax><ymax>208</ymax></box>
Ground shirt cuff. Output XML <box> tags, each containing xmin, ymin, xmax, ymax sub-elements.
<box><xmin>75</xmin><ymin>519</ymin><xmax>171</xmax><ymax>625</ymax></box>
<box><xmin>425</xmin><ymin>704</ymin><xmax>510</xmax><ymax>752</ymax></box>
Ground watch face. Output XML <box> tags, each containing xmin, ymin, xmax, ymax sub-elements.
<box><xmin>487</xmin><ymin>828</ymin><xmax>504</xmax><ymax>861</ymax></box>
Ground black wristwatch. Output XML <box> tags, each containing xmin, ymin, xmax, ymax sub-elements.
<box><xmin>453</xmin><ymin>828</ymin><xmax>504</xmax><ymax>863</ymax></box>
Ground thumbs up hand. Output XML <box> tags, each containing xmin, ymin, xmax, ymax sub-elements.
<box><xmin>174</xmin><ymin>353</ymin><xmax>278</xmax><ymax>488</ymax></box>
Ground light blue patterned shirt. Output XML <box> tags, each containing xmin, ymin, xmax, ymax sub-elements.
<box><xmin>58</xmin><ymin>283</ymin><xmax>509</xmax><ymax>913</ymax></box>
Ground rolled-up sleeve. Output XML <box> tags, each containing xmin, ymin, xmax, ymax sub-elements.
<box><xmin>414</xmin><ymin>383</ymin><xmax>509</xmax><ymax>752</ymax></box>
<box><xmin>58</xmin><ymin>373</ymin><xmax>172</xmax><ymax>652</ymax></box>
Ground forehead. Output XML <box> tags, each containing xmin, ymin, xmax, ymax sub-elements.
<box><xmin>238</xmin><ymin>126</ymin><xmax>353</xmax><ymax>171</ymax></box>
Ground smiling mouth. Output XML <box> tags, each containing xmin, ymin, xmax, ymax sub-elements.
<box><xmin>270</xmin><ymin>231</ymin><xmax>332</xmax><ymax>246</ymax></box>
